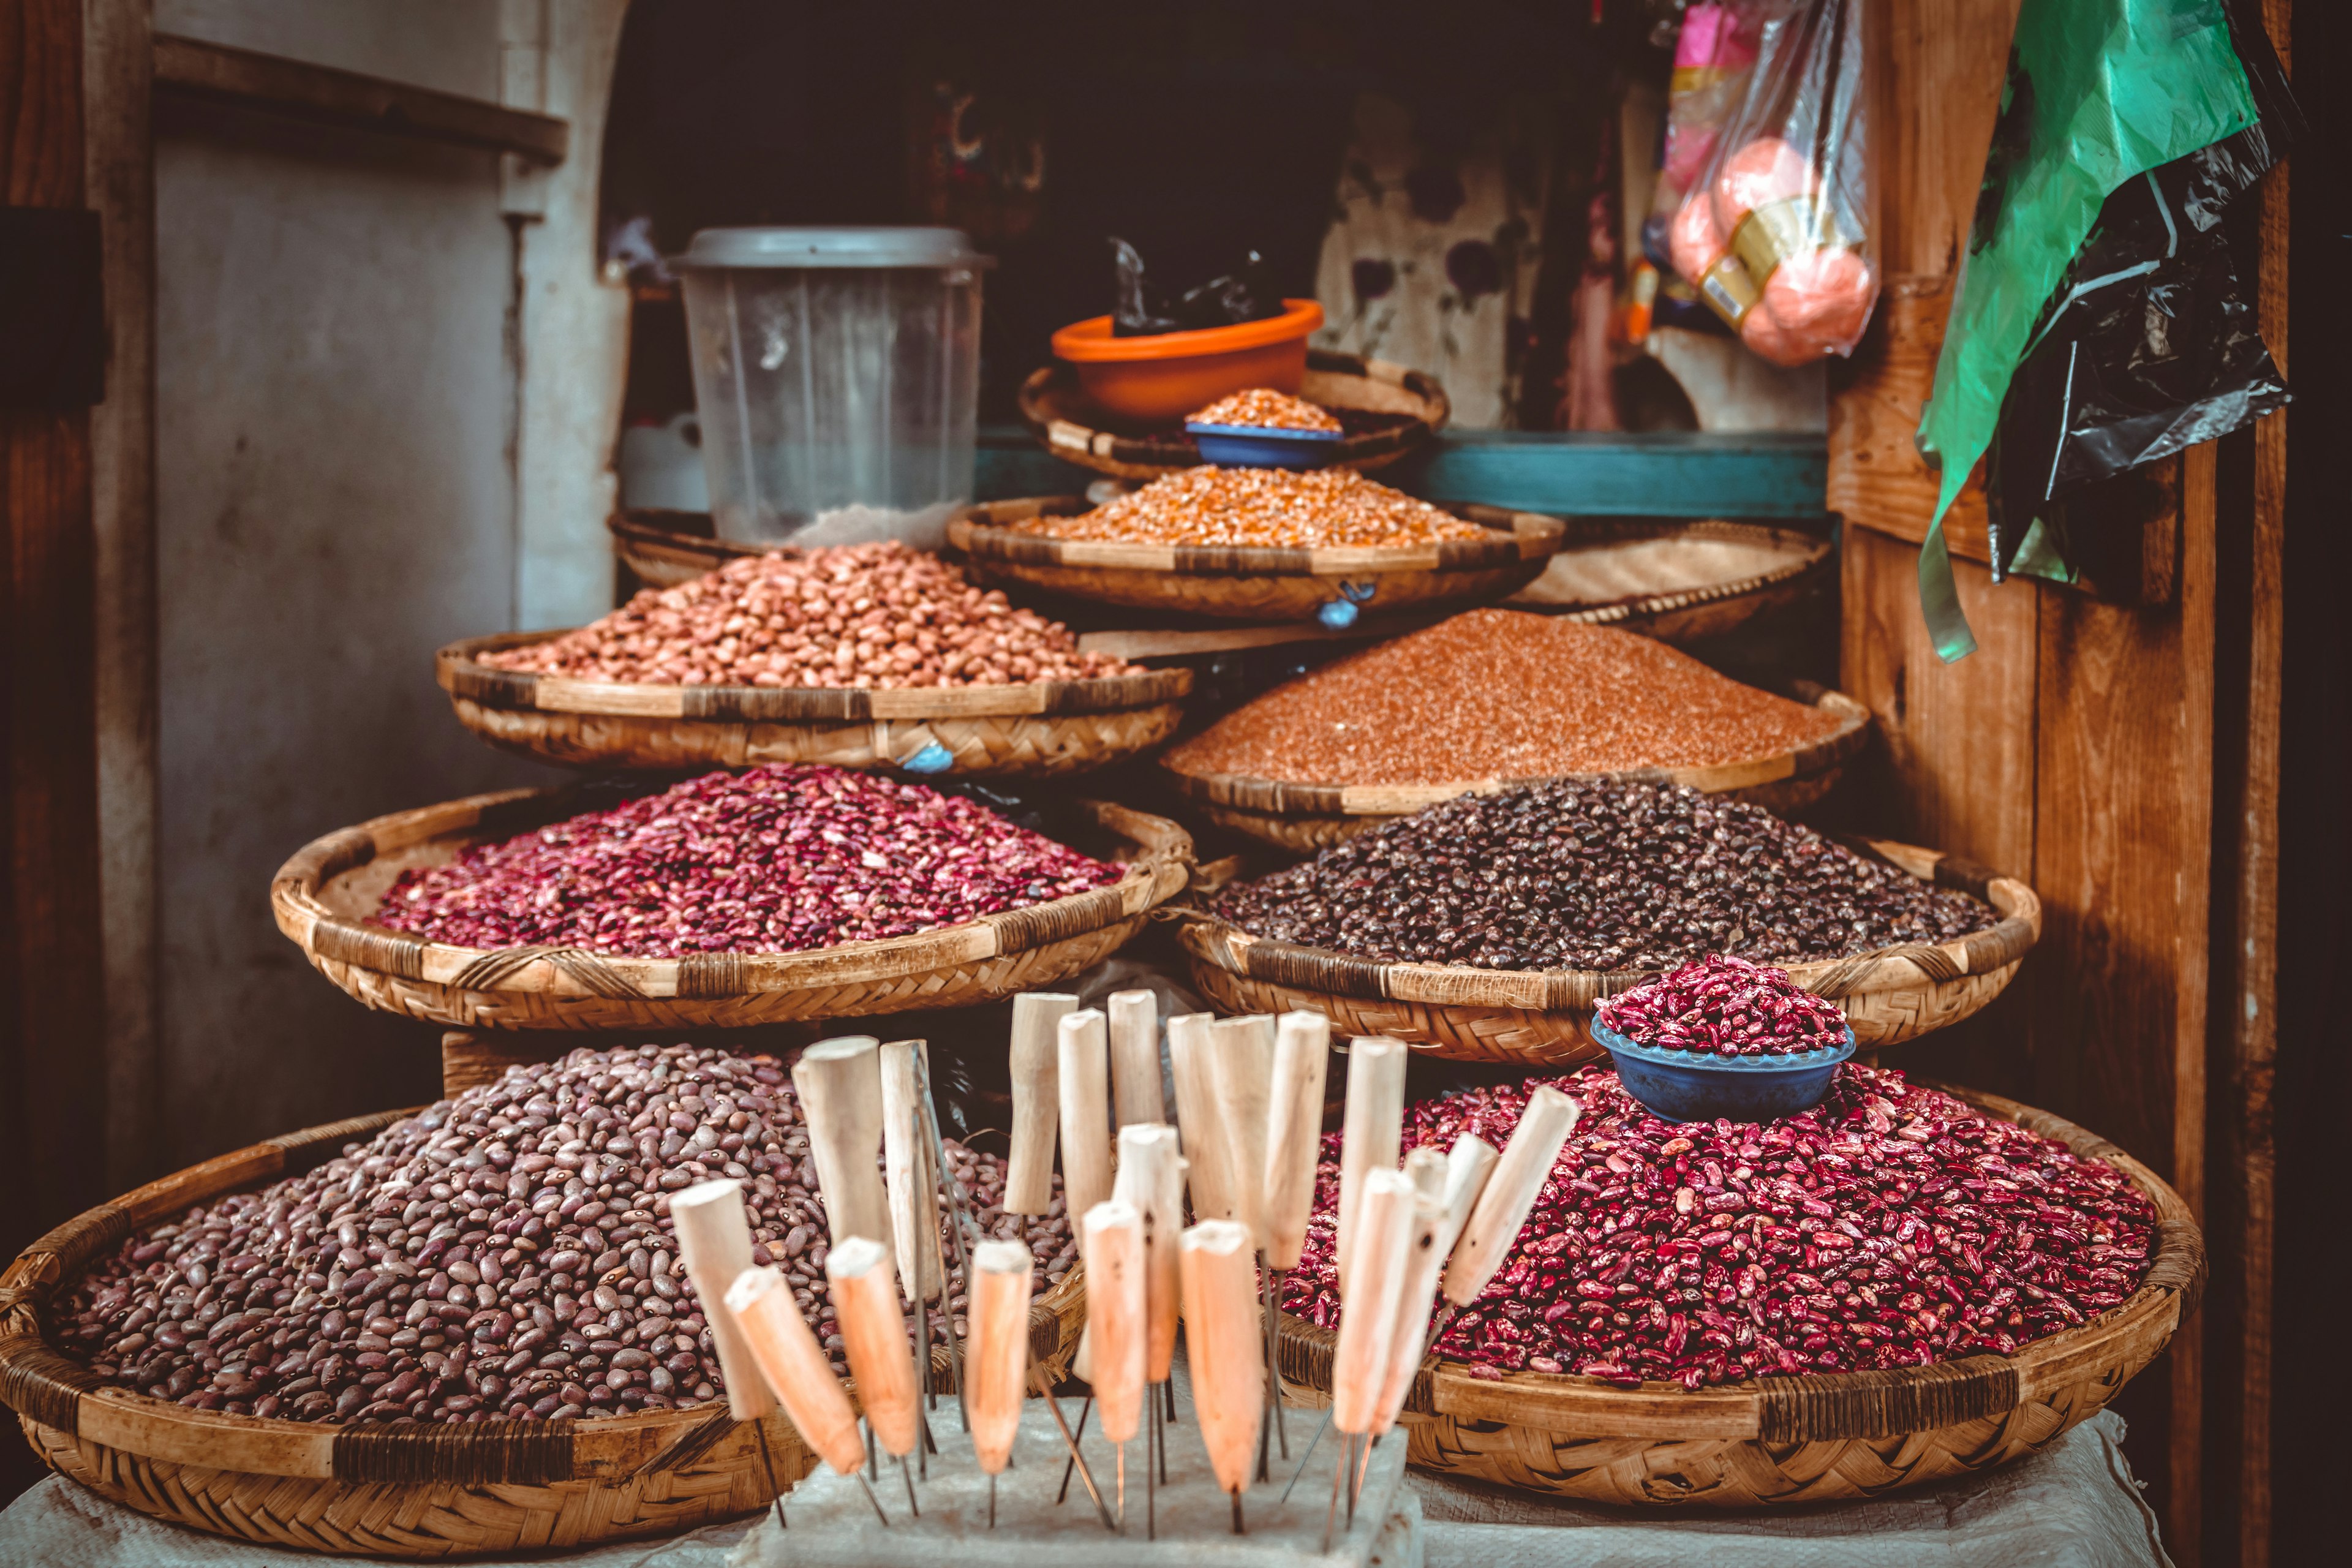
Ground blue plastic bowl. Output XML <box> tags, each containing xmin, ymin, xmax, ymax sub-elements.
<box><xmin>1184</xmin><ymin>421</ymin><xmax>1344</xmax><ymax>469</ymax></box>
<box><xmin>1591</xmin><ymin>1018</ymin><xmax>1856</xmax><ymax>1124</ymax></box>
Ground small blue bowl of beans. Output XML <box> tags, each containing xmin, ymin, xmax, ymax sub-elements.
<box><xmin>1591</xmin><ymin>1018</ymin><xmax>1856</xmax><ymax>1124</ymax></box>
<box><xmin>1184</xmin><ymin>421</ymin><xmax>1344</xmax><ymax>469</ymax></box>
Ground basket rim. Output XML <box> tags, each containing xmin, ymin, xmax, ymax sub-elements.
<box><xmin>1178</xmin><ymin>836</ymin><xmax>2043</xmax><ymax>1013</ymax></box>
<box><xmin>1017</xmin><ymin>348</ymin><xmax>1451</xmax><ymax>480</ymax></box>
<box><xmin>1509</xmin><ymin>517</ymin><xmax>1834</xmax><ymax>624</ymax></box>
<box><xmin>270</xmin><ymin>788</ymin><xmax>1193</xmax><ymax>1000</ymax></box>
<box><xmin>435</xmin><ymin>632</ymin><xmax>1194</xmax><ymax>723</ymax></box>
<box><xmin>0</xmin><ymin>1106</ymin><xmax>1085</xmax><ymax>1485</ymax></box>
<box><xmin>1272</xmin><ymin>1079</ymin><xmax>2202</xmax><ymax>1444</ymax></box>
<box><xmin>1161</xmin><ymin>687</ymin><xmax>1872</xmax><ymax>816</ymax></box>
<box><xmin>948</xmin><ymin>496</ymin><xmax>1566</xmax><ymax>579</ymax></box>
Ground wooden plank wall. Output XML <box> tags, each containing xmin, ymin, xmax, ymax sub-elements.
<box><xmin>1</xmin><ymin>0</ymin><xmax>108</xmax><ymax>1508</ymax></box>
<box><xmin>1826</xmin><ymin>1</ymin><xmax>2274</xmax><ymax>1559</ymax></box>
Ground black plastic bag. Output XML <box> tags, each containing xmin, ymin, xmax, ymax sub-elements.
<box><xmin>1109</xmin><ymin>236</ymin><xmax>1284</xmax><ymax>337</ymax></box>
<box><xmin>1985</xmin><ymin>0</ymin><xmax>2299</xmax><ymax>580</ymax></box>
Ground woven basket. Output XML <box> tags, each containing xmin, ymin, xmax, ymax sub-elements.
<box><xmin>1015</xmin><ymin>349</ymin><xmax>1451</xmax><ymax>480</ymax></box>
<box><xmin>1</xmin><ymin>1110</ymin><xmax>1086</xmax><ymax>1557</ymax></box>
<box><xmin>605</xmin><ymin>509</ymin><xmax>761</xmax><ymax>590</ymax></box>
<box><xmin>950</xmin><ymin>497</ymin><xmax>1562</xmax><ymax>624</ymax></box>
<box><xmin>271</xmin><ymin>788</ymin><xmax>1193</xmax><ymax>1033</ymax></box>
<box><xmin>1179</xmin><ymin>840</ymin><xmax>2040</xmax><ymax>1065</ymax></box>
<box><xmin>1164</xmin><ymin>687</ymin><xmax>1872</xmax><ymax>854</ymax></box>
<box><xmin>435</xmin><ymin>633</ymin><xmax>1192</xmax><ymax>778</ymax></box>
<box><xmin>1504</xmin><ymin>518</ymin><xmax>1834</xmax><ymax>647</ymax></box>
<box><xmin>1273</xmin><ymin>1082</ymin><xmax>2201</xmax><ymax>1507</ymax></box>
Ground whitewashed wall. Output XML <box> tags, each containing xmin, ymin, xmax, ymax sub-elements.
<box><xmin>151</xmin><ymin>0</ymin><xmax>627</xmax><ymax>1164</ymax></box>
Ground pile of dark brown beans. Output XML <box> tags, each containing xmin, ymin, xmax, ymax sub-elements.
<box><xmin>1215</xmin><ymin>777</ymin><xmax>1997</xmax><ymax>972</ymax></box>
<box><xmin>58</xmin><ymin>1044</ymin><xmax>1072</xmax><ymax>1425</ymax></box>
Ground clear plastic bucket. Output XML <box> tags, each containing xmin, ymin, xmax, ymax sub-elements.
<box><xmin>677</xmin><ymin>227</ymin><xmax>989</xmax><ymax>549</ymax></box>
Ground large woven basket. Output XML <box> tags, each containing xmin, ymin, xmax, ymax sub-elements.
<box><xmin>0</xmin><ymin>1109</ymin><xmax>1086</xmax><ymax>1557</ymax></box>
<box><xmin>1503</xmin><ymin>518</ymin><xmax>1834</xmax><ymax>646</ymax></box>
<box><xmin>606</xmin><ymin>509</ymin><xmax>760</xmax><ymax>590</ymax></box>
<box><xmin>1273</xmin><ymin>1082</ymin><xmax>2201</xmax><ymax>1507</ymax></box>
<box><xmin>271</xmin><ymin>788</ymin><xmax>1193</xmax><ymax>1033</ymax></box>
<box><xmin>948</xmin><ymin>497</ymin><xmax>1563</xmax><ymax>624</ymax></box>
<box><xmin>435</xmin><ymin>633</ymin><xmax>1191</xmax><ymax>778</ymax></box>
<box><xmin>1016</xmin><ymin>349</ymin><xmax>1451</xmax><ymax>480</ymax></box>
<box><xmin>1165</xmin><ymin>686</ymin><xmax>1872</xmax><ymax>856</ymax></box>
<box><xmin>1180</xmin><ymin>840</ymin><xmax>2039</xmax><ymax>1065</ymax></box>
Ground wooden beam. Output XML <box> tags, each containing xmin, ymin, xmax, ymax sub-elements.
<box><xmin>152</xmin><ymin>32</ymin><xmax>569</xmax><ymax>164</ymax></box>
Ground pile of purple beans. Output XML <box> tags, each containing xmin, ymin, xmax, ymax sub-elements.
<box><xmin>57</xmin><ymin>1045</ymin><xmax>1074</xmax><ymax>1425</ymax></box>
<box><xmin>1597</xmin><ymin>952</ymin><xmax>1849</xmax><ymax>1056</ymax></box>
<box><xmin>375</xmin><ymin>763</ymin><xmax>1125</xmax><ymax>958</ymax></box>
<box><xmin>1278</xmin><ymin>1063</ymin><xmax>2157</xmax><ymax>1389</ymax></box>
<box><xmin>1214</xmin><ymin>777</ymin><xmax>1996</xmax><ymax>972</ymax></box>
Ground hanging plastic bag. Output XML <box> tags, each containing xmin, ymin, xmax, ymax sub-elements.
<box><xmin>1662</xmin><ymin>0</ymin><xmax>1876</xmax><ymax>368</ymax></box>
<box><xmin>1909</xmin><ymin>0</ymin><xmax>2261</xmax><ymax>660</ymax></box>
<box><xmin>1109</xmin><ymin>238</ymin><xmax>1283</xmax><ymax>338</ymax></box>
<box><xmin>1983</xmin><ymin>0</ymin><xmax>2298</xmax><ymax>580</ymax></box>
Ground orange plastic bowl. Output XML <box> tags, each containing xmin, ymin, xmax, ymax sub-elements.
<box><xmin>1050</xmin><ymin>299</ymin><xmax>1325</xmax><ymax>424</ymax></box>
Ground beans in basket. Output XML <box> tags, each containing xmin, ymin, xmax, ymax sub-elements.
<box><xmin>376</xmin><ymin>763</ymin><xmax>1126</xmax><ymax>959</ymax></box>
<box><xmin>59</xmin><ymin>1044</ymin><xmax>1076</xmax><ymax>1424</ymax></box>
<box><xmin>1186</xmin><ymin>387</ymin><xmax>1343</xmax><ymax>432</ymax></box>
<box><xmin>485</xmin><ymin>540</ymin><xmax>1133</xmax><ymax>688</ymax></box>
<box><xmin>1013</xmin><ymin>466</ymin><xmax>1491</xmax><ymax>549</ymax></box>
<box><xmin>1213</xmin><ymin>777</ymin><xmax>1994</xmax><ymax>972</ymax></box>
<box><xmin>1280</xmin><ymin>1063</ymin><xmax>2157</xmax><ymax>1387</ymax></box>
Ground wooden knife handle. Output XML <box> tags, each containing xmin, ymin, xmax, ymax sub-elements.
<box><xmin>1114</xmin><ymin>1122</ymin><xmax>1185</xmax><ymax>1382</ymax></box>
<box><xmin>879</xmin><ymin>1039</ymin><xmax>942</xmax><ymax>1301</ymax></box>
<box><xmin>1336</xmin><ymin>1036</ymin><xmax>1407</xmax><ymax>1293</ymax></box>
<box><xmin>1178</xmin><ymin>1219</ymin><xmax>1262</xmax><ymax>1499</ymax></box>
<box><xmin>1371</xmin><ymin>1194</ymin><xmax>1447</xmax><ymax>1436</ymax></box>
<box><xmin>1207</xmin><ymin>1014</ymin><xmax>1275</xmax><ymax>1250</ymax></box>
<box><xmin>669</xmin><ymin>1178</ymin><xmax>778</xmax><ymax>1422</ymax></box>
<box><xmin>1262</xmin><ymin>1011</ymin><xmax>1332</xmax><ymax>1271</ymax></box>
<box><xmin>727</xmin><ymin>1265</ymin><xmax>862</xmax><ymax>1475</ymax></box>
<box><xmin>1107</xmin><ymin>989</ymin><xmax>1163</xmax><ymax>1129</ymax></box>
<box><xmin>1443</xmin><ymin>1086</ymin><xmax>1580</xmax><ymax>1308</ymax></box>
<box><xmin>824</xmin><ymin>1235</ymin><xmax>920</xmax><ymax>1458</ymax></box>
<box><xmin>1166</xmin><ymin>1012</ymin><xmax>1232</xmax><ymax>1224</ymax></box>
<box><xmin>1330</xmin><ymin>1167</ymin><xmax>1415</xmax><ymax>1435</ymax></box>
<box><xmin>1436</xmin><ymin>1134</ymin><xmax>1499</xmax><ymax>1257</ymax></box>
<box><xmin>1057</xmin><ymin>1009</ymin><xmax>1115</xmax><ymax>1226</ymax></box>
<box><xmin>791</xmin><ymin>1037</ymin><xmax>893</xmax><ymax>1257</ymax></box>
<box><xmin>966</xmin><ymin>1240</ymin><xmax>1035</xmax><ymax>1476</ymax></box>
<box><xmin>1006</xmin><ymin>992</ymin><xmax>1077</xmax><ymax>1215</ymax></box>
<box><xmin>1080</xmin><ymin>1199</ymin><xmax>1146</xmax><ymax>1444</ymax></box>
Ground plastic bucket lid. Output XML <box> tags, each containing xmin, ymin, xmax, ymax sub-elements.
<box><xmin>675</xmin><ymin>226</ymin><xmax>994</xmax><ymax>270</ymax></box>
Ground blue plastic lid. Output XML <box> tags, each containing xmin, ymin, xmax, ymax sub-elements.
<box><xmin>676</xmin><ymin>227</ymin><xmax>995</xmax><ymax>271</ymax></box>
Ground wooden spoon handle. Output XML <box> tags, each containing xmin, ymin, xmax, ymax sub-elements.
<box><xmin>1058</xmin><ymin>1009</ymin><xmax>1115</xmax><ymax>1225</ymax></box>
<box><xmin>726</xmin><ymin>1265</ymin><xmax>862</xmax><ymax>1475</ymax></box>
<box><xmin>879</xmin><ymin>1039</ymin><xmax>941</xmax><ymax>1301</ymax></box>
<box><xmin>824</xmin><ymin>1235</ymin><xmax>920</xmax><ymax>1458</ymax></box>
<box><xmin>791</xmin><ymin>1036</ymin><xmax>892</xmax><ymax>1256</ymax></box>
<box><xmin>1107</xmin><ymin>989</ymin><xmax>1162</xmax><ymax>1129</ymax></box>
<box><xmin>1443</xmin><ymin>1086</ymin><xmax>1580</xmax><ymax>1307</ymax></box>
<box><xmin>1178</xmin><ymin>1219</ymin><xmax>1262</xmax><ymax>1498</ymax></box>
<box><xmin>668</xmin><ymin>1178</ymin><xmax>777</xmax><ymax>1422</ymax></box>
<box><xmin>1006</xmin><ymin>993</ymin><xmax>1077</xmax><ymax>1215</ymax></box>
<box><xmin>1336</xmin><ymin>1036</ymin><xmax>1407</xmax><ymax>1292</ymax></box>
<box><xmin>1262</xmin><ymin>1011</ymin><xmax>1332</xmax><ymax>1271</ymax></box>
<box><xmin>966</xmin><ymin>1240</ymin><xmax>1035</xmax><ymax>1476</ymax></box>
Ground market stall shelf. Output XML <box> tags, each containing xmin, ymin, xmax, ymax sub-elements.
<box><xmin>271</xmin><ymin>788</ymin><xmax>1192</xmax><ymax>1031</ymax></box>
<box><xmin>1180</xmin><ymin>840</ymin><xmax>2040</xmax><ymax>1064</ymax></box>
<box><xmin>0</xmin><ymin>1110</ymin><xmax>1085</xmax><ymax>1558</ymax></box>
<box><xmin>1271</xmin><ymin>1083</ymin><xmax>2200</xmax><ymax>1507</ymax></box>
<box><xmin>1502</xmin><ymin>518</ymin><xmax>1834</xmax><ymax>647</ymax></box>
<box><xmin>949</xmin><ymin>496</ymin><xmax>1563</xmax><ymax>623</ymax></box>
<box><xmin>1016</xmin><ymin>349</ymin><xmax>1451</xmax><ymax>480</ymax></box>
<box><xmin>1166</xmin><ymin>686</ymin><xmax>1872</xmax><ymax>854</ymax></box>
<box><xmin>436</xmin><ymin>633</ymin><xmax>1191</xmax><ymax>777</ymax></box>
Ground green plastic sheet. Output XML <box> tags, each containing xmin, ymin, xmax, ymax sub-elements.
<box><xmin>1912</xmin><ymin>0</ymin><xmax>2256</xmax><ymax>660</ymax></box>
